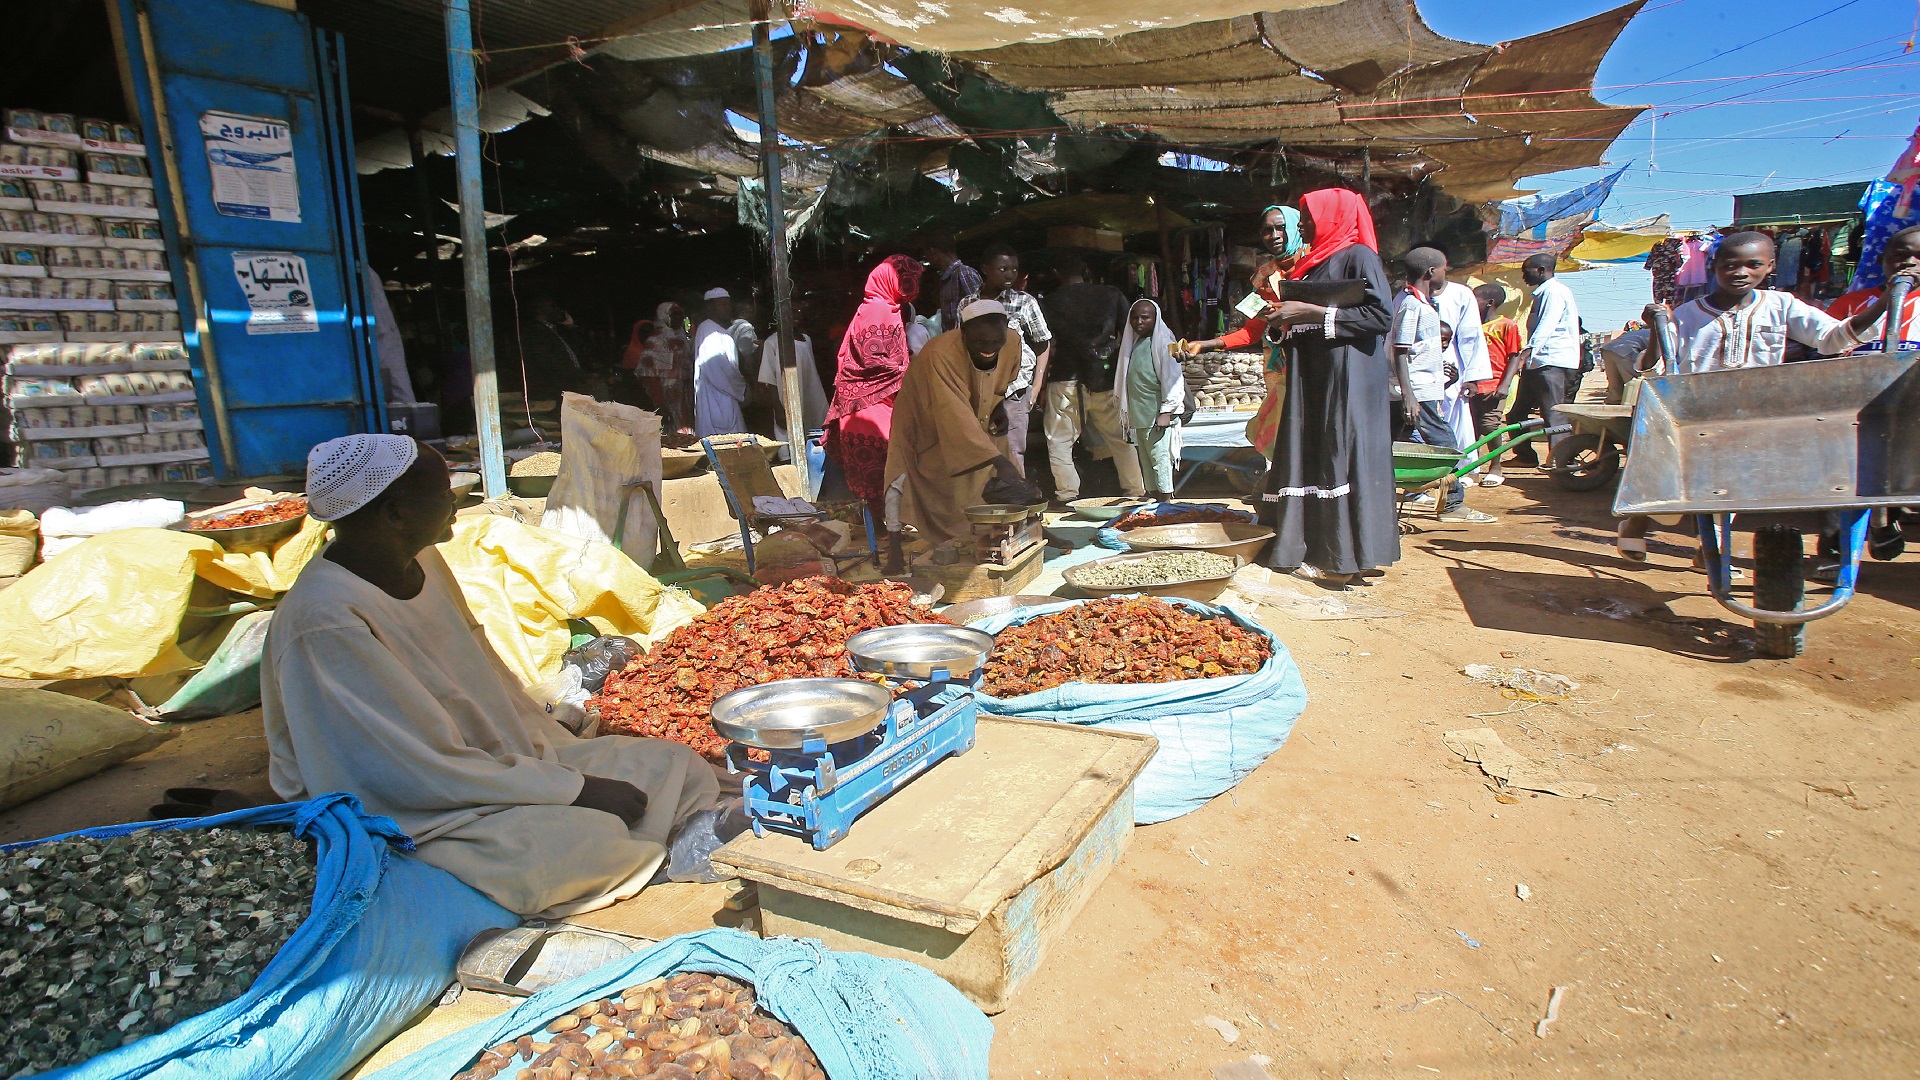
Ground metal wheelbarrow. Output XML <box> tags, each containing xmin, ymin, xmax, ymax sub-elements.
<box><xmin>1394</xmin><ymin>417</ymin><xmax>1570</xmax><ymax>516</ymax></box>
<box><xmin>1548</xmin><ymin>403</ymin><xmax>1635</xmax><ymax>491</ymax></box>
<box><xmin>1615</xmin><ymin>323</ymin><xmax>1920</xmax><ymax>657</ymax></box>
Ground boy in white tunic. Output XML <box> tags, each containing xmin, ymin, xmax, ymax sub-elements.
<box><xmin>1615</xmin><ymin>232</ymin><xmax>1906</xmax><ymax>561</ymax></box>
<box><xmin>262</xmin><ymin>434</ymin><xmax>718</xmax><ymax>916</ymax></box>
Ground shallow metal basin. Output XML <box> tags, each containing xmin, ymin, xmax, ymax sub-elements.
<box><xmin>845</xmin><ymin>624</ymin><xmax>995</xmax><ymax>680</ymax></box>
<box><xmin>710</xmin><ymin>678</ymin><xmax>891</xmax><ymax>750</ymax></box>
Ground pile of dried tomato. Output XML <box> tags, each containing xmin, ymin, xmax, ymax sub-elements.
<box><xmin>1113</xmin><ymin>506</ymin><xmax>1252</xmax><ymax>531</ymax></box>
<box><xmin>591</xmin><ymin>576</ymin><xmax>950</xmax><ymax>759</ymax></box>
<box><xmin>187</xmin><ymin>497</ymin><xmax>308</xmax><ymax>530</ymax></box>
<box><xmin>980</xmin><ymin>597</ymin><xmax>1269</xmax><ymax>698</ymax></box>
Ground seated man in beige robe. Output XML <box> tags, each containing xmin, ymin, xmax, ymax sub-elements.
<box><xmin>884</xmin><ymin>300</ymin><xmax>1036</xmax><ymax>552</ymax></box>
<box><xmin>262</xmin><ymin>434</ymin><xmax>718</xmax><ymax>916</ymax></box>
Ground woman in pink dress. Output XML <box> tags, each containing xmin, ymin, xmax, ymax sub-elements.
<box><xmin>823</xmin><ymin>255</ymin><xmax>924</xmax><ymax>520</ymax></box>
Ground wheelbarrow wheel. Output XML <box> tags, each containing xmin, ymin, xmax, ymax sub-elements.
<box><xmin>1752</xmin><ymin>524</ymin><xmax>1806</xmax><ymax>659</ymax></box>
<box><xmin>1549</xmin><ymin>433</ymin><xmax>1620</xmax><ymax>491</ymax></box>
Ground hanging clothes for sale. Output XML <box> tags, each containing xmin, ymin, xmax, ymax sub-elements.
<box><xmin>1645</xmin><ymin>237</ymin><xmax>1682</xmax><ymax>304</ymax></box>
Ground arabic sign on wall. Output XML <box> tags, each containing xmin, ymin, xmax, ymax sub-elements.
<box><xmin>232</xmin><ymin>251</ymin><xmax>318</xmax><ymax>334</ymax></box>
<box><xmin>201</xmin><ymin>111</ymin><xmax>301</xmax><ymax>222</ymax></box>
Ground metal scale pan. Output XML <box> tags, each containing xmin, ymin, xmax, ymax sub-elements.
<box><xmin>710</xmin><ymin>678</ymin><xmax>892</xmax><ymax>751</ymax></box>
<box><xmin>845</xmin><ymin>624</ymin><xmax>996</xmax><ymax>681</ymax></box>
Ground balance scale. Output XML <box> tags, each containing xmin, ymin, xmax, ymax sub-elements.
<box><xmin>712</xmin><ymin>624</ymin><xmax>994</xmax><ymax>850</ymax></box>
<box><xmin>966</xmin><ymin>503</ymin><xmax>1043</xmax><ymax>566</ymax></box>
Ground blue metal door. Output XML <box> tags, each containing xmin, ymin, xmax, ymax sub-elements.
<box><xmin>114</xmin><ymin>0</ymin><xmax>381</xmax><ymax>478</ymax></box>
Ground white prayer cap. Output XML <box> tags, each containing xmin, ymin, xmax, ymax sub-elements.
<box><xmin>306</xmin><ymin>434</ymin><xmax>419</xmax><ymax>521</ymax></box>
<box><xmin>703</xmin><ymin>287</ymin><xmax>731</xmax><ymax>300</ymax></box>
<box><xmin>960</xmin><ymin>299</ymin><xmax>1007</xmax><ymax>323</ymax></box>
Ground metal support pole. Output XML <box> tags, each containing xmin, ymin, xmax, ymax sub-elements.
<box><xmin>444</xmin><ymin>0</ymin><xmax>506</xmax><ymax>499</ymax></box>
<box><xmin>750</xmin><ymin>0</ymin><xmax>808</xmax><ymax>487</ymax></box>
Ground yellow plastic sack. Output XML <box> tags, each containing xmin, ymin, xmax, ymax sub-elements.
<box><xmin>437</xmin><ymin>515</ymin><xmax>703</xmax><ymax>686</ymax></box>
<box><xmin>0</xmin><ymin>517</ymin><xmax>329</xmax><ymax>680</ymax></box>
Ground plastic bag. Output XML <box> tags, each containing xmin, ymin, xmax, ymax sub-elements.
<box><xmin>9</xmin><ymin>793</ymin><xmax>517</xmax><ymax>1080</ymax></box>
<box><xmin>39</xmin><ymin>498</ymin><xmax>185</xmax><ymax>559</ymax></box>
<box><xmin>437</xmin><ymin>515</ymin><xmax>704</xmax><ymax>687</ymax></box>
<box><xmin>0</xmin><ymin>687</ymin><xmax>170</xmax><ymax>811</ymax></box>
<box><xmin>156</xmin><ymin>610</ymin><xmax>273</xmax><ymax>720</ymax></box>
<box><xmin>971</xmin><ymin>597</ymin><xmax>1307</xmax><ymax>824</ymax></box>
<box><xmin>540</xmin><ymin>392</ymin><xmax>661</xmax><ymax>566</ymax></box>
<box><xmin>525</xmin><ymin>665</ymin><xmax>597</xmax><ymax>737</ymax></box>
<box><xmin>664</xmin><ymin>798</ymin><xmax>750</xmax><ymax>883</ymax></box>
<box><xmin>562</xmin><ymin>634</ymin><xmax>641</xmax><ymax>694</ymax></box>
<box><xmin>366</xmin><ymin>928</ymin><xmax>993</xmax><ymax>1080</ymax></box>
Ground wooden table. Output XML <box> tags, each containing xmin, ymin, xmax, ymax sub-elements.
<box><xmin>712</xmin><ymin>715</ymin><xmax>1155</xmax><ymax>1012</ymax></box>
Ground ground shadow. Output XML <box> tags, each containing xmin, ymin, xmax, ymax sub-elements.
<box><xmin>1442</xmin><ymin>565</ymin><xmax>1754</xmax><ymax>662</ymax></box>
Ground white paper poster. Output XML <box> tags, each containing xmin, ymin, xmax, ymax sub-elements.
<box><xmin>201</xmin><ymin>111</ymin><xmax>301</xmax><ymax>223</ymax></box>
<box><xmin>232</xmin><ymin>251</ymin><xmax>319</xmax><ymax>335</ymax></box>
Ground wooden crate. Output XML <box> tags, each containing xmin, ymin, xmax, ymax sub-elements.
<box><xmin>711</xmin><ymin>716</ymin><xmax>1155</xmax><ymax>1012</ymax></box>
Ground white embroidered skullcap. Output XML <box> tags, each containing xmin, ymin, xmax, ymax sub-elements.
<box><xmin>306</xmin><ymin>434</ymin><xmax>419</xmax><ymax>521</ymax></box>
<box><xmin>703</xmin><ymin>287</ymin><xmax>731</xmax><ymax>300</ymax></box>
<box><xmin>960</xmin><ymin>299</ymin><xmax>1007</xmax><ymax>322</ymax></box>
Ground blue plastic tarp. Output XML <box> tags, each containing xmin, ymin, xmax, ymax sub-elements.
<box><xmin>10</xmin><ymin>794</ymin><xmax>518</xmax><ymax>1080</ymax></box>
<box><xmin>972</xmin><ymin>598</ymin><xmax>1307</xmax><ymax>823</ymax></box>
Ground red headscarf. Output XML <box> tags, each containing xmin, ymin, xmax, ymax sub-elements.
<box><xmin>1289</xmin><ymin>188</ymin><xmax>1379</xmax><ymax>280</ymax></box>
<box><xmin>826</xmin><ymin>255</ymin><xmax>925</xmax><ymax>423</ymax></box>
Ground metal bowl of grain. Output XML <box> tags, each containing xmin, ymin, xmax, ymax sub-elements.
<box><xmin>506</xmin><ymin>450</ymin><xmax>561</xmax><ymax>498</ymax></box>
<box><xmin>1062</xmin><ymin>548</ymin><xmax>1245</xmax><ymax>602</ymax></box>
<box><xmin>1118</xmin><ymin>521</ymin><xmax>1273</xmax><ymax>562</ymax></box>
<box><xmin>661</xmin><ymin>447</ymin><xmax>706</xmax><ymax>479</ymax></box>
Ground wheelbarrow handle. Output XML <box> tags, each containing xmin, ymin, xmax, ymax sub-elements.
<box><xmin>1695</xmin><ymin>511</ymin><xmax>1867</xmax><ymax>626</ymax></box>
<box><xmin>1883</xmin><ymin>275</ymin><xmax>1912</xmax><ymax>346</ymax></box>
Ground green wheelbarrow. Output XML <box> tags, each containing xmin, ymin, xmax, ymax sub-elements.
<box><xmin>1394</xmin><ymin>417</ymin><xmax>1569</xmax><ymax>516</ymax></box>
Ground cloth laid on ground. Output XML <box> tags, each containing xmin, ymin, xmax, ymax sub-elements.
<box><xmin>262</xmin><ymin>544</ymin><xmax>719</xmax><ymax>917</ymax></box>
<box><xmin>884</xmin><ymin>327</ymin><xmax>1024</xmax><ymax>547</ymax></box>
<box><xmin>7</xmin><ymin>793</ymin><xmax>517</xmax><ymax>1080</ymax></box>
<box><xmin>367</xmin><ymin>928</ymin><xmax>993</xmax><ymax>1080</ymax></box>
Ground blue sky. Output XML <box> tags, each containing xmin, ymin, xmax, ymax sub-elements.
<box><xmin>1420</xmin><ymin>0</ymin><xmax>1920</xmax><ymax>327</ymax></box>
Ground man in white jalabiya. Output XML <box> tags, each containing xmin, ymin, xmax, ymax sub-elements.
<box><xmin>261</xmin><ymin>434</ymin><xmax>719</xmax><ymax>916</ymax></box>
<box><xmin>693</xmin><ymin>286</ymin><xmax>748</xmax><ymax>436</ymax></box>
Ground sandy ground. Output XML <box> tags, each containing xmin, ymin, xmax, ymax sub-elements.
<box><xmin>5</xmin><ymin>463</ymin><xmax>1917</xmax><ymax>1078</ymax></box>
<box><xmin>989</xmin><ymin>474</ymin><xmax>1920</xmax><ymax>1078</ymax></box>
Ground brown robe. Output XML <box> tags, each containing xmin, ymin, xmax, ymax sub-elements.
<box><xmin>884</xmin><ymin>327</ymin><xmax>1023</xmax><ymax>546</ymax></box>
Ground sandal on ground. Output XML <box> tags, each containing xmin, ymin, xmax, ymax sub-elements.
<box><xmin>1478</xmin><ymin>473</ymin><xmax>1507</xmax><ymax>487</ymax></box>
<box><xmin>1616</xmin><ymin>534</ymin><xmax>1648</xmax><ymax>563</ymax></box>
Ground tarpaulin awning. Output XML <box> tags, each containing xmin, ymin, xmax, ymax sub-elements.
<box><xmin>946</xmin><ymin>0</ymin><xmax>1647</xmax><ymax>202</ymax></box>
<box><xmin>1498</xmin><ymin>166</ymin><xmax>1629</xmax><ymax>235</ymax></box>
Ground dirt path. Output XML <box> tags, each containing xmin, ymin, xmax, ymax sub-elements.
<box><xmin>990</xmin><ymin>476</ymin><xmax>1920</xmax><ymax>1078</ymax></box>
<box><xmin>5</xmin><ymin>470</ymin><xmax>1915</xmax><ymax>1078</ymax></box>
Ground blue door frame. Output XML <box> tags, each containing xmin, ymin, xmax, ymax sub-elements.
<box><xmin>113</xmin><ymin>0</ymin><xmax>383</xmax><ymax>479</ymax></box>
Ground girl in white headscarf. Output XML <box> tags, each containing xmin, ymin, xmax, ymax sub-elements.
<box><xmin>1113</xmin><ymin>298</ymin><xmax>1185</xmax><ymax>497</ymax></box>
